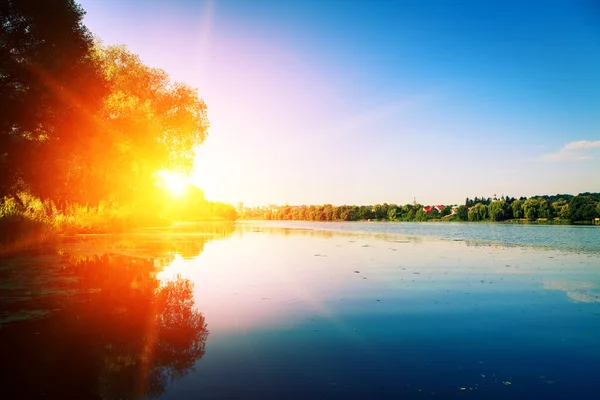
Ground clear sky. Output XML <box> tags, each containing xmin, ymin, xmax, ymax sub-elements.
<box><xmin>79</xmin><ymin>0</ymin><xmax>600</xmax><ymax>206</ymax></box>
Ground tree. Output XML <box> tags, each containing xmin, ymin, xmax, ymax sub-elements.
<box><xmin>399</xmin><ymin>204</ymin><xmax>414</xmax><ymax>220</ymax></box>
<box><xmin>1</xmin><ymin>0</ymin><xmax>106</xmax><ymax>205</ymax></box>
<box><xmin>86</xmin><ymin>44</ymin><xmax>209</xmax><ymax>207</ymax></box>
<box><xmin>387</xmin><ymin>205</ymin><xmax>399</xmax><ymax>221</ymax></box>
<box><xmin>568</xmin><ymin>194</ymin><xmax>599</xmax><ymax>223</ymax></box>
<box><xmin>538</xmin><ymin>198</ymin><xmax>551</xmax><ymax>219</ymax></box>
<box><xmin>523</xmin><ymin>198</ymin><xmax>539</xmax><ymax>221</ymax></box>
<box><xmin>440</xmin><ymin>206</ymin><xmax>452</xmax><ymax>218</ymax></box>
<box><xmin>357</xmin><ymin>206</ymin><xmax>373</xmax><ymax>220</ymax></box>
<box><xmin>414</xmin><ymin>208</ymin><xmax>430</xmax><ymax>221</ymax></box>
<box><xmin>552</xmin><ymin>199</ymin><xmax>568</xmax><ymax>219</ymax></box>
<box><xmin>456</xmin><ymin>205</ymin><xmax>468</xmax><ymax>221</ymax></box>
<box><xmin>468</xmin><ymin>203</ymin><xmax>488</xmax><ymax>221</ymax></box>
<box><xmin>348</xmin><ymin>206</ymin><xmax>360</xmax><ymax>221</ymax></box>
<box><xmin>511</xmin><ymin>199</ymin><xmax>524</xmax><ymax>219</ymax></box>
<box><xmin>373</xmin><ymin>204</ymin><xmax>388</xmax><ymax>220</ymax></box>
<box><xmin>489</xmin><ymin>200</ymin><xmax>510</xmax><ymax>221</ymax></box>
<box><xmin>323</xmin><ymin>204</ymin><xmax>334</xmax><ymax>221</ymax></box>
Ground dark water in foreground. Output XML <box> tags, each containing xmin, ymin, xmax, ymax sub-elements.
<box><xmin>1</xmin><ymin>222</ymin><xmax>599</xmax><ymax>399</ymax></box>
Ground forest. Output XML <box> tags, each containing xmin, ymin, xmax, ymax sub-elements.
<box><xmin>240</xmin><ymin>193</ymin><xmax>600</xmax><ymax>224</ymax></box>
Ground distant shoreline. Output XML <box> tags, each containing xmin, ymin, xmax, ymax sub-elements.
<box><xmin>238</xmin><ymin>218</ymin><xmax>598</xmax><ymax>226</ymax></box>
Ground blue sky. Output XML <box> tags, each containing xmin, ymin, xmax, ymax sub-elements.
<box><xmin>79</xmin><ymin>0</ymin><xmax>600</xmax><ymax>206</ymax></box>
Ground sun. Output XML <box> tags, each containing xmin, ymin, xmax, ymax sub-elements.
<box><xmin>157</xmin><ymin>170</ymin><xmax>189</xmax><ymax>197</ymax></box>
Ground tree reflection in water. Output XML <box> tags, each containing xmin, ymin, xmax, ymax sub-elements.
<box><xmin>0</xmin><ymin>253</ymin><xmax>208</xmax><ymax>399</ymax></box>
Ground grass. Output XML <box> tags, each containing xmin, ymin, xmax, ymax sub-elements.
<box><xmin>0</xmin><ymin>213</ymin><xmax>55</xmax><ymax>255</ymax></box>
<box><xmin>0</xmin><ymin>194</ymin><xmax>173</xmax><ymax>255</ymax></box>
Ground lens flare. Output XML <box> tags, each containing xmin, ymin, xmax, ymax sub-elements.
<box><xmin>157</xmin><ymin>170</ymin><xmax>189</xmax><ymax>197</ymax></box>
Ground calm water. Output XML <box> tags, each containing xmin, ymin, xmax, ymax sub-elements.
<box><xmin>239</xmin><ymin>220</ymin><xmax>600</xmax><ymax>254</ymax></box>
<box><xmin>1</xmin><ymin>221</ymin><xmax>599</xmax><ymax>399</ymax></box>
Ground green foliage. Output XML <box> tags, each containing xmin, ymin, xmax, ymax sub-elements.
<box><xmin>440</xmin><ymin>206</ymin><xmax>452</xmax><ymax>217</ymax></box>
<box><xmin>521</xmin><ymin>198</ymin><xmax>551</xmax><ymax>221</ymax></box>
<box><xmin>456</xmin><ymin>205</ymin><xmax>469</xmax><ymax>221</ymax></box>
<box><xmin>414</xmin><ymin>208</ymin><xmax>430</xmax><ymax>221</ymax></box>
<box><xmin>387</xmin><ymin>206</ymin><xmax>398</xmax><ymax>221</ymax></box>
<box><xmin>523</xmin><ymin>199</ymin><xmax>538</xmax><ymax>221</ymax></box>
<box><xmin>568</xmin><ymin>194</ymin><xmax>599</xmax><ymax>222</ymax></box>
<box><xmin>468</xmin><ymin>203</ymin><xmax>488</xmax><ymax>221</ymax></box>
<box><xmin>239</xmin><ymin>193</ymin><xmax>597</xmax><ymax>225</ymax></box>
<box><xmin>489</xmin><ymin>200</ymin><xmax>510</xmax><ymax>221</ymax></box>
<box><xmin>511</xmin><ymin>199</ymin><xmax>523</xmax><ymax>219</ymax></box>
<box><xmin>552</xmin><ymin>199</ymin><xmax>569</xmax><ymax>219</ymax></box>
<box><xmin>465</xmin><ymin>197</ymin><xmax>492</xmax><ymax>207</ymax></box>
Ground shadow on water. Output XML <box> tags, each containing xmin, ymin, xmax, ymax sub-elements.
<box><xmin>0</xmin><ymin>242</ymin><xmax>214</xmax><ymax>399</ymax></box>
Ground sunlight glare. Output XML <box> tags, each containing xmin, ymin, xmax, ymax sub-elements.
<box><xmin>157</xmin><ymin>170</ymin><xmax>189</xmax><ymax>197</ymax></box>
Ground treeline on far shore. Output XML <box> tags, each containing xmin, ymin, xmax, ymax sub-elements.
<box><xmin>239</xmin><ymin>193</ymin><xmax>600</xmax><ymax>225</ymax></box>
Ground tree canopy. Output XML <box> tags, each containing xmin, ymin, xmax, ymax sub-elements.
<box><xmin>86</xmin><ymin>44</ymin><xmax>209</xmax><ymax>206</ymax></box>
<box><xmin>1</xmin><ymin>1</ymin><xmax>210</xmax><ymax>215</ymax></box>
<box><xmin>239</xmin><ymin>192</ymin><xmax>600</xmax><ymax>225</ymax></box>
<box><xmin>1</xmin><ymin>0</ymin><xmax>105</xmax><ymax>201</ymax></box>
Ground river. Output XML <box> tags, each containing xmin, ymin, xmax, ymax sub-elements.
<box><xmin>1</xmin><ymin>221</ymin><xmax>599</xmax><ymax>399</ymax></box>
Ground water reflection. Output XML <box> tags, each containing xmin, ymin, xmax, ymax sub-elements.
<box><xmin>238</xmin><ymin>220</ymin><xmax>600</xmax><ymax>254</ymax></box>
<box><xmin>54</xmin><ymin>222</ymin><xmax>236</xmax><ymax>260</ymax></box>
<box><xmin>543</xmin><ymin>279</ymin><xmax>600</xmax><ymax>303</ymax></box>
<box><xmin>3</xmin><ymin>222</ymin><xmax>600</xmax><ymax>398</ymax></box>
<box><xmin>237</xmin><ymin>222</ymin><xmax>429</xmax><ymax>243</ymax></box>
<box><xmin>0</xmin><ymin>253</ymin><xmax>208</xmax><ymax>399</ymax></box>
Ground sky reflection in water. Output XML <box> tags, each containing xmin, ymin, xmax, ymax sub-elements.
<box><xmin>159</xmin><ymin>223</ymin><xmax>600</xmax><ymax>399</ymax></box>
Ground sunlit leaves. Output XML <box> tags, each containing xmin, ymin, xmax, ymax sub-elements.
<box><xmin>92</xmin><ymin>44</ymin><xmax>209</xmax><ymax>206</ymax></box>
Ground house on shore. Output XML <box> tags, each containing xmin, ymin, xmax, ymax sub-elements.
<box><xmin>422</xmin><ymin>205</ymin><xmax>446</xmax><ymax>214</ymax></box>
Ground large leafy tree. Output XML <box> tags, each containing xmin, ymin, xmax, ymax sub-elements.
<box><xmin>568</xmin><ymin>194</ymin><xmax>599</xmax><ymax>223</ymax></box>
<box><xmin>468</xmin><ymin>203</ymin><xmax>488</xmax><ymax>221</ymax></box>
<box><xmin>88</xmin><ymin>44</ymin><xmax>209</xmax><ymax>207</ymax></box>
<box><xmin>522</xmin><ymin>198</ymin><xmax>539</xmax><ymax>221</ymax></box>
<box><xmin>0</xmin><ymin>0</ymin><xmax>105</xmax><ymax>204</ymax></box>
<box><xmin>488</xmin><ymin>200</ymin><xmax>510</xmax><ymax>221</ymax></box>
<box><xmin>455</xmin><ymin>205</ymin><xmax>468</xmax><ymax>221</ymax></box>
<box><xmin>511</xmin><ymin>199</ymin><xmax>524</xmax><ymax>219</ymax></box>
<box><xmin>2</xmin><ymin>2</ymin><xmax>209</xmax><ymax>211</ymax></box>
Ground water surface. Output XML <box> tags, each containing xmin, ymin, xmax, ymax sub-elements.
<box><xmin>1</xmin><ymin>222</ymin><xmax>599</xmax><ymax>399</ymax></box>
<box><xmin>238</xmin><ymin>220</ymin><xmax>600</xmax><ymax>254</ymax></box>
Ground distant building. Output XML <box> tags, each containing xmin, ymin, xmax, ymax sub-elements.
<box><xmin>236</xmin><ymin>202</ymin><xmax>244</xmax><ymax>210</ymax></box>
<box><xmin>422</xmin><ymin>205</ymin><xmax>446</xmax><ymax>214</ymax></box>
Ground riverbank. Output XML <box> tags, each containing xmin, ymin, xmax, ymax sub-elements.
<box><xmin>0</xmin><ymin>212</ymin><xmax>238</xmax><ymax>256</ymax></box>
<box><xmin>239</xmin><ymin>217</ymin><xmax>596</xmax><ymax>226</ymax></box>
<box><xmin>0</xmin><ymin>192</ymin><xmax>239</xmax><ymax>254</ymax></box>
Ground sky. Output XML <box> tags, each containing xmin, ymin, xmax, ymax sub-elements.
<box><xmin>79</xmin><ymin>0</ymin><xmax>600</xmax><ymax>206</ymax></box>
